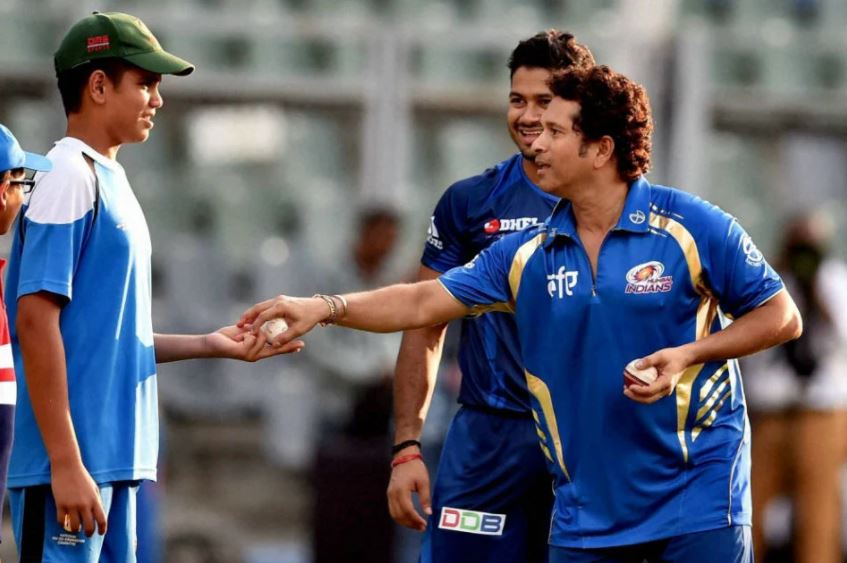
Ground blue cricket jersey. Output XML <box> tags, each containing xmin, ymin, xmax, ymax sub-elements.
<box><xmin>423</xmin><ymin>153</ymin><xmax>558</xmax><ymax>412</ymax></box>
<box><xmin>439</xmin><ymin>177</ymin><xmax>784</xmax><ymax>547</ymax></box>
<box><xmin>6</xmin><ymin>137</ymin><xmax>158</xmax><ymax>487</ymax></box>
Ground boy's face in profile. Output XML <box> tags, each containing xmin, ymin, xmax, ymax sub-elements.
<box><xmin>0</xmin><ymin>169</ymin><xmax>26</xmax><ymax>235</ymax></box>
<box><xmin>100</xmin><ymin>67</ymin><xmax>164</xmax><ymax>145</ymax></box>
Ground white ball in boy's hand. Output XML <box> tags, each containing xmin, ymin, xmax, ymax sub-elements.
<box><xmin>261</xmin><ymin>318</ymin><xmax>289</xmax><ymax>340</ymax></box>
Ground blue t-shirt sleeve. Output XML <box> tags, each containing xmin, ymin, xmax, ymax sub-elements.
<box><xmin>422</xmin><ymin>184</ymin><xmax>470</xmax><ymax>273</ymax></box>
<box><xmin>438</xmin><ymin>232</ymin><xmax>519</xmax><ymax>314</ymax></box>
<box><xmin>16</xmin><ymin>167</ymin><xmax>97</xmax><ymax>301</ymax></box>
<box><xmin>704</xmin><ymin>212</ymin><xmax>783</xmax><ymax>318</ymax></box>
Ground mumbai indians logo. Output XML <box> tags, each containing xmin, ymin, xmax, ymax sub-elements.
<box><xmin>426</xmin><ymin>216</ymin><xmax>443</xmax><ymax>249</ymax></box>
<box><xmin>438</xmin><ymin>507</ymin><xmax>506</xmax><ymax>536</ymax></box>
<box><xmin>625</xmin><ymin>261</ymin><xmax>673</xmax><ymax>294</ymax></box>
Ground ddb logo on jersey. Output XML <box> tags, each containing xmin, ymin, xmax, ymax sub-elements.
<box><xmin>439</xmin><ymin>507</ymin><xmax>506</xmax><ymax>536</ymax></box>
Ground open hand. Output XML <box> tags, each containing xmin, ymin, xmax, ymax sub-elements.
<box><xmin>206</xmin><ymin>325</ymin><xmax>304</xmax><ymax>361</ymax></box>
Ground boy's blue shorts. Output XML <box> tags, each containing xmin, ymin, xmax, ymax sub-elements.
<box><xmin>11</xmin><ymin>480</ymin><xmax>140</xmax><ymax>563</ymax></box>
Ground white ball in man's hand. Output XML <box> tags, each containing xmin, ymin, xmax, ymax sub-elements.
<box><xmin>261</xmin><ymin>318</ymin><xmax>289</xmax><ymax>340</ymax></box>
<box><xmin>623</xmin><ymin>359</ymin><xmax>658</xmax><ymax>388</ymax></box>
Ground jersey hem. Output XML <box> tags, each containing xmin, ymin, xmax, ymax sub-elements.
<box><xmin>549</xmin><ymin>514</ymin><xmax>752</xmax><ymax>549</ymax></box>
<box><xmin>437</xmin><ymin>279</ymin><xmax>472</xmax><ymax>309</ymax></box>
<box><xmin>17</xmin><ymin>280</ymin><xmax>72</xmax><ymax>301</ymax></box>
<box><xmin>459</xmin><ymin>402</ymin><xmax>532</xmax><ymax>417</ymax></box>
<box><xmin>8</xmin><ymin>467</ymin><xmax>157</xmax><ymax>488</ymax></box>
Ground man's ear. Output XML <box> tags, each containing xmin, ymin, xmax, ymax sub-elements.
<box><xmin>593</xmin><ymin>136</ymin><xmax>615</xmax><ymax>169</ymax></box>
<box><xmin>88</xmin><ymin>70</ymin><xmax>109</xmax><ymax>106</ymax></box>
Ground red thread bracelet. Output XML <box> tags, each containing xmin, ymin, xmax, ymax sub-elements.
<box><xmin>391</xmin><ymin>453</ymin><xmax>423</xmax><ymax>468</ymax></box>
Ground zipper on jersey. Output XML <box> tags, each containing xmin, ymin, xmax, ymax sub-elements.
<box><xmin>572</xmin><ymin>228</ymin><xmax>620</xmax><ymax>297</ymax></box>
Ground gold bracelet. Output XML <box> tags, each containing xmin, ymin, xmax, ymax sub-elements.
<box><xmin>313</xmin><ymin>294</ymin><xmax>337</xmax><ymax>326</ymax></box>
<box><xmin>332</xmin><ymin>294</ymin><xmax>348</xmax><ymax>319</ymax></box>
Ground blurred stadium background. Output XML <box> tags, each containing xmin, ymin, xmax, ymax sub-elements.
<box><xmin>1</xmin><ymin>0</ymin><xmax>846</xmax><ymax>561</ymax></box>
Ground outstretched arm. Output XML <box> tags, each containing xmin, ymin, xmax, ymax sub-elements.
<box><xmin>154</xmin><ymin>326</ymin><xmax>304</xmax><ymax>363</ymax></box>
<box><xmin>238</xmin><ymin>279</ymin><xmax>469</xmax><ymax>346</ymax></box>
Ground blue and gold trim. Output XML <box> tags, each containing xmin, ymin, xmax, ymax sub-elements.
<box><xmin>436</xmin><ymin>279</ymin><xmax>513</xmax><ymax>315</ymax></box>
<box><xmin>525</xmin><ymin>370</ymin><xmax>571</xmax><ymax>481</ymax></box>
<box><xmin>508</xmin><ymin>232</ymin><xmax>547</xmax><ymax>303</ymax></box>
<box><xmin>648</xmin><ymin>211</ymin><xmax>724</xmax><ymax>462</ymax></box>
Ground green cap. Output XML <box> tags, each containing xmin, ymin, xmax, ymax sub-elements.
<box><xmin>54</xmin><ymin>12</ymin><xmax>194</xmax><ymax>77</ymax></box>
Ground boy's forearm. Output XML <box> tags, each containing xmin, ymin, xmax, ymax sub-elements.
<box><xmin>17</xmin><ymin>295</ymin><xmax>82</xmax><ymax>467</ymax></box>
<box><xmin>153</xmin><ymin>333</ymin><xmax>209</xmax><ymax>363</ymax></box>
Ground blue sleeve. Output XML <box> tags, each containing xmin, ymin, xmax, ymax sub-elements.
<box><xmin>704</xmin><ymin>212</ymin><xmax>783</xmax><ymax>318</ymax></box>
<box><xmin>422</xmin><ymin>183</ymin><xmax>470</xmax><ymax>273</ymax></box>
<box><xmin>16</xmin><ymin>166</ymin><xmax>97</xmax><ymax>302</ymax></box>
<box><xmin>438</xmin><ymin>232</ymin><xmax>521</xmax><ymax>314</ymax></box>
<box><xmin>17</xmin><ymin>217</ymin><xmax>94</xmax><ymax>301</ymax></box>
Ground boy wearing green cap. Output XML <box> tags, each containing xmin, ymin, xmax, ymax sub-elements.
<box><xmin>5</xmin><ymin>12</ymin><xmax>301</xmax><ymax>562</ymax></box>
<box><xmin>0</xmin><ymin>124</ymin><xmax>53</xmax><ymax>549</ymax></box>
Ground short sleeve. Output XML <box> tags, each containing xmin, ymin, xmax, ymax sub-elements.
<box><xmin>16</xmin><ymin>161</ymin><xmax>97</xmax><ymax>301</ymax></box>
<box><xmin>421</xmin><ymin>184</ymin><xmax>470</xmax><ymax>273</ymax></box>
<box><xmin>705</xmin><ymin>213</ymin><xmax>784</xmax><ymax>318</ymax></box>
<box><xmin>438</xmin><ymin>231</ymin><xmax>521</xmax><ymax>314</ymax></box>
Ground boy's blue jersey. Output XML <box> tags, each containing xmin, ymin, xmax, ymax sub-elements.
<box><xmin>422</xmin><ymin>153</ymin><xmax>558</xmax><ymax>412</ymax></box>
<box><xmin>439</xmin><ymin>177</ymin><xmax>784</xmax><ymax>548</ymax></box>
<box><xmin>5</xmin><ymin>137</ymin><xmax>158</xmax><ymax>487</ymax></box>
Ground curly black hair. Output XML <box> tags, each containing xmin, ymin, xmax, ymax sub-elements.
<box><xmin>549</xmin><ymin>65</ymin><xmax>653</xmax><ymax>181</ymax></box>
<box><xmin>508</xmin><ymin>30</ymin><xmax>595</xmax><ymax>77</ymax></box>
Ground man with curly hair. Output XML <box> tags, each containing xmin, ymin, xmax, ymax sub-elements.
<box><xmin>239</xmin><ymin>65</ymin><xmax>802</xmax><ymax>562</ymax></box>
<box><xmin>388</xmin><ymin>30</ymin><xmax>594</xmax><ymax>563</ymax></box>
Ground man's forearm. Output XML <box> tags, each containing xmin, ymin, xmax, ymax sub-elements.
<box><xmin>681</xmin><ymin>289</ymin><xmax>802</xmax><ymax>365</ymax></box>
<box><xmin>393</xmin><ymin>323</ymin><xmax>448</xmax><ymax>444</ymax></box>
<box><xmin>338</xmin><ymin>280</ymin><xmax>467</xmax><ymax>333</ymax></box>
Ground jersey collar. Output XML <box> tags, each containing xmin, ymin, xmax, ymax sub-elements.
<box><xmin>545</xmin><ymin>176</ymin><xmax>652</xmax><ymax>238</ymax></box>
<box><xmin>56</xmin><ymin>137</ymin><xmax>124</xmax><ymax>172</ymax></box>
<box><xmin>615</xmin><ymin>176</ymin><xmax>652</xmax><ymax>233</ymax></box>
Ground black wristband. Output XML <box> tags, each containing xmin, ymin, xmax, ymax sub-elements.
<box><xmin>392</xmin><ymin>439</ymin><xmax>422</xmax><ymax>455</ymax></box>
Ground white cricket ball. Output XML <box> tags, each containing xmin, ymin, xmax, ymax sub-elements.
<box><xmin>623</xmin><ymin>359</ymin><xmax>658</xmax><ymax>387</ymax></box>
<box><xmin>261</xmin><ymin>318</ymin><xmax>289</xmax><ymax>340</ymax></box>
